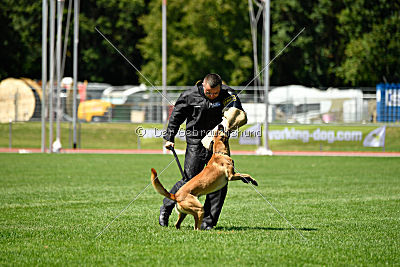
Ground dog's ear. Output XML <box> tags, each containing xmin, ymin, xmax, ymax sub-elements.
<box><xmin>218</xmin><ymin>124</ymin><xmax>224</xmax><ymax>132</ymax></box>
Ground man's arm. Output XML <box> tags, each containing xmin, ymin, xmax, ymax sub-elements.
<box><xmin>163</xmin><ymin>93</ymin><xmax>190</xmax><ymax>143</ymax></box>
<box><xmin>223</xmin><ymin>86</ymin><xmax>244</xmax><ymax>111</ymax></box>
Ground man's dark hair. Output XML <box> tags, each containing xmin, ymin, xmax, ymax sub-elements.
<box><xmin>204</xmin><ymin>73</ymin><xmax>222</xmax><ymax>88</ymax></box>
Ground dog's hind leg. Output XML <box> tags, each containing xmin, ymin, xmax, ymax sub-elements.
<box><xmin>175</xmin><ymin>211</ymin><xmax>187</xmax><ymax>229</ymax></box>
<box><xmin>195</xmin><ymin>208</ymin><xmax>204</xmax><ymax>231</ymax></box>
<box><xmin>229</xmin><ymin>173</ymin><xmax>258</xmax><ymax>186</ymax></box>
<box><xmin>178</xmin><ymin>194</ymin><xmax>204</xmax><ymax>230</ymax></box>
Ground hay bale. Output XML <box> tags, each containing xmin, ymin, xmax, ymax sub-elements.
<box><xmin>20</xmin><ymin>78</ymin><xmax>43</xmax><ymax>101</ymax></box>
<box><xmin>0</xmin><ymin>78</ymin><xmax>36</xmax><ymax>123</ymax></box>
<box><xmin>20</xmin><ymin>78</ymin><xmax>43</xmax><ymax>119</ymax></box>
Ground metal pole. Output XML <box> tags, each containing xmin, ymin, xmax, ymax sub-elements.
<box><xmin>41</xmin><ymin>0</ymin><xmax>48</xmax><ymax>153</ymax></box>
<box><xmin>162</xmin><ymin>0</ymin><xmax>168</xmax><ymax>152</ymax></box>
<box><xmin>9</xmin><ymin>119</ymin><xmax>12</xmax><ymax>149</ymax></box>
<box><xmin>162</xmin><ymin>0</ymin><xmax>167</xmax><ymax>119</ymax></box>
<box><xmin>248</xmin><ymin>0</ymin><xmax>259</xmax><ymax>119</ymax></box>
<box><xmin>78</xmin><ymin>120</ymin><xmax>81</xmax><ymax>148</ymax></box>
<box><xmin>49</xmin><ymin>0</ymin><xmax>56</xmax><ymax>153</ymax></box>
<box><xmin>56</xmin><ymin>0</ymin><xmax>64</xmax><ymax>150</ymax></box>
<box><xmin>149</xmin><ymin>87</ymin><xmax>153</xmax><ymax>122</ymax></box>
<box><xmin>304</xmin><ymin>97</ymin><xmax>306</xmax><ymax>124</ymax></box>
<box><xmin>69</xmin><ymin>121</ymin><xmax>72</xmax><ymax>148</ymax></box>
<box><xmin>72</xmin><ymin>0</ymin><xmax>79</xmax><ymax>149</ymax></box>
<box><xmin>61</xmin><ymin>0</ymin><xmax>72</xmax><ymax>78</ymax></box>
<box><xmin>14</xmin><ymin>91</ymin><xmax>18</xmax><ymax>122</ymax></box>
<box><xmin>162</xmin><ymin>0</ymin><xmax>167</xmax><ymax>117</ymax></box>
<box><xmin>248</xmin><ymin>0</ymin><xmax>262</xmax><ymax>88</ymax></box>
<box><xmin>263</xmin><ymin>0</ymin><xmax>270</xmax><ymax>151</ymax></box>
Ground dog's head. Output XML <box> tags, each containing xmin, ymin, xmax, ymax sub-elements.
<box><xmin>212</xmin><ymin>124</ymin><xmax>230</xmax><ymax>154</ymax></box>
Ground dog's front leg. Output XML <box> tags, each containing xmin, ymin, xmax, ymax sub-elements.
<box><xmin>229</xmin><ymin>173</ymin><xmax>258</xmax><ymax>186</ymax></box>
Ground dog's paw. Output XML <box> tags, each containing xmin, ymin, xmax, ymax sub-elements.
<box><xmin>241</xmin><ymin>177</ymin><xmax>250</xmax><ymax>184</ymax></box>
<box><xmin>251</xmin><ymin>179</ymin><xmax>258</xmax><ymax>186</ymax></box>
<box><xmin>239</xmin><ymin>174</ymin><xmax>258</xmax><ymax>186</ymax></box>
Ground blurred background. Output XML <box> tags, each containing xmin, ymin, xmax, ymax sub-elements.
<box><xmin>0</xmin><ymin>0</ymin><xmax>399</xmax><ymax>152</ymax></box>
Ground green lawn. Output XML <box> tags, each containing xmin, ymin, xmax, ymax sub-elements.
<box><xmin>0</xmin><ymin>154</ymin><xmax>399</xmax><ymax>265</ymax></box>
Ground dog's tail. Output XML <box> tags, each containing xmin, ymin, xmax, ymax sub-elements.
<box><xmin>150</xmin><ymin>168</ymin><xmax>176</xmax><ymax>201</ymax></box>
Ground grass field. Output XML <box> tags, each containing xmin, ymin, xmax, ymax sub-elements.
<box><xmin>0</xmin><ymin>153</ymin><xmax>399</xmax><ymax>265</ymax></box>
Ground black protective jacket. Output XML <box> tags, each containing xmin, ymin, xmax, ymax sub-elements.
<box><xmin>164</xmin><ymin>81</ymin><xmax>244</xmax><ymax>144</ymax></box>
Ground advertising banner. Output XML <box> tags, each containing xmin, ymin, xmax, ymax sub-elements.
<box><xmin>267</xmin><ymin>127</ymin><xmax>363</xmax><ymax>143</ymax></box>
<box><xmin>267</xmin><ymin>126</ymin><xmax>386</xmax><ymax>147</ymax></box>
<box><xmin>135</xmin><ymin>125</ymin><xmax>388</xmax><ymax>149</ymax></box>
<box><xmin>362</xmin><ymin>126</ymin><xmax>386</xmax><ymax>147</ymax></box>
<box><xmin>239</xmin><ymin>123</ymin><xmax>261</xmax><ymax>145</ymax></box>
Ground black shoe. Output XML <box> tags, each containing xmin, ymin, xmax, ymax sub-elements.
<box><xmin>159</xmin><ymin>206</ymin><xmax>170</xmax><ymax>227</ymax></box>
<box><xmin>200</xmin><ymin>222</ymin><xmax>213</xmax><ymax>230</ymax></box>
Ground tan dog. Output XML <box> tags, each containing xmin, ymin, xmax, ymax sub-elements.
<box><xmin>151</xmin><ymin>125</ymin><xmax>258</xmax><ymax>230</ymax></box>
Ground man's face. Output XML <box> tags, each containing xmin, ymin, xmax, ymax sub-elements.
<box><xmin>203</xmin><ymin>82</ymin><xmax>221</xmax><ymax>100</ymax></box>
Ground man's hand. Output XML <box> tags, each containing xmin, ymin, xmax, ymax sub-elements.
<box><xmin>165</xmin><ymin>141</ymin><xmax>175</xmax><ymax>150</ymax></box>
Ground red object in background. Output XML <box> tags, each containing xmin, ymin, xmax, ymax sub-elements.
<box><xmin>78</xmin><ymin>82</ymin><xmax>87</xmax><ymax>102</ymax></box>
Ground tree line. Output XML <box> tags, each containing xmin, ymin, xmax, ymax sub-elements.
<box><xmin>0</xmin><ymin>0</ymin><xmax>398</xmax><ymax>87</ymax></box>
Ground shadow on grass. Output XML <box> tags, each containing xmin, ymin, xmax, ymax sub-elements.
<box><xmin>214</xmin><ymin>226</ymin><xmax>318</xmax><ymax>232</ymax></box>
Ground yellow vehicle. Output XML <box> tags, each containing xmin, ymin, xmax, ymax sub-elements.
<box><xmin>78</xmin><ymin>99</ymin><xmax>112</xmax><ymax>122</ymax></box>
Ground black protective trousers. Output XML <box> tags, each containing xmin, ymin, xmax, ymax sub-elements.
<box><xmin>162</xmin><ymin>142</ymin><xmax>228</xmax><ymax>227</ymax></box>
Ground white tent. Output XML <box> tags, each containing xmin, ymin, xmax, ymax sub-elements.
<box><xmin>243</xmin><ymin>85</ymin><xmax>364</xmax><ymax>124</ymax></box>
<box><xmin>268</xmin><ymin>85</ymin><xmax>363</xmax><ymax>105</ymax></box>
